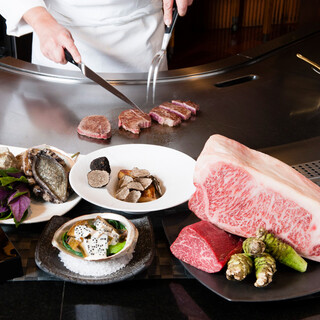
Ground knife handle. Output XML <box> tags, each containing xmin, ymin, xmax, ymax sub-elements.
<box><xmin>165</xmin><ymin>3</ymin><xmax>178</xmax><ymax>34</ymax></box>
<box><xmin>64</xmin><ymin>48</ymin><xmax>79</xmax><ymax>67</ymax></box>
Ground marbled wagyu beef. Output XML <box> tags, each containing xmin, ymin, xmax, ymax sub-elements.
<box><xmin>188</xmin><ymin>134</ymin><xmax>320</xmax><ymax>262</ymax></box>
<box><xmin>170</xmin><ymin>221</ymin><xmax>243</xmax><ymax>273</ymax></box>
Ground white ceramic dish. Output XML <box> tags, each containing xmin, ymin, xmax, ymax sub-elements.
<box><xmin>52</xmin><ymin>212</ymin><xmax>138</xmax><ymax>261</ymax></box>
<box><xmin>0</xmin><ymin>144</ymin><xmax>81</xmax><ymax>224</ymax></box>
<box><xmin>69</xmin><ymin>144</ymin><xmax>196</xmax><ymax>213</ymax></box>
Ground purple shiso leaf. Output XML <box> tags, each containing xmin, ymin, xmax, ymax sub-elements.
<box><xmin>9</xmin><ymin>194</ymin><xmax>31</xmax><ymax>222</ymax></box>
<box><xmin>8</xmin><ymin>171</ymin><xmax>24</xmax><ymax>179</ymax></box>
<box><xmin>0</xmin><ymin>204</ymin><xmax>8</xmax><ymax>213</ymax></box>
<box><xmin>0</xmin><ymin>186</ymin><xmax>10</xmax><ymax>201</ymax></box>
<box><xmin>7</xmin><ymin>184</ymin><xmax>29</xmax><ymax>203</ymax></box>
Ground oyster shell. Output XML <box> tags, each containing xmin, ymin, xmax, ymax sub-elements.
<box><xmin>0</xmin><ymin>147</ymin><xmax>19</xmax><ymax>170</ymax></box>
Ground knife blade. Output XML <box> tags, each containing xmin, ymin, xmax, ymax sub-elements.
<box><xmin>64</xmin><ymin>49</ymin><xmax>143</xmax><ymax>112</ymax></box>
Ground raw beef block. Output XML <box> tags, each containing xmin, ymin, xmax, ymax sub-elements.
<box><xmin>118</xmin><ymin>109</ymin><xmax>151</xmax><ymax>134</ymax></box>
<box><xmin>170</xmin><ymin>220</ymin><xmax>243</xmax><ymax>273</ymax></box>
<box><xmin>77</xmin><ymin>115</ymin><xmax>111</xmax><ymax>139</ymax></box>
<box><xmin>149</xmin><ymin>106</ymin><xmax>181</xmax><ymax>127</ymax></box>
<box><xmin>172</xmin><ymin>100</ymin><xmax>200</xmax><ymax>115</ymax></box>
<box><xmin>159</xmin><ymin>102</ymin><xmax>192</xmax><ymax>120</ymax></box>
<box><xmin>189</xmin><ymin>134</ymin><xmax>320</xmax><ymax>262</ymax></box>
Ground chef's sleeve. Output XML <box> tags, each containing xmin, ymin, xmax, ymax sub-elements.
<box><xmin>0</xmin><ymin>0</ymin><xmax>46</xmax><ymax>37</ymax></box>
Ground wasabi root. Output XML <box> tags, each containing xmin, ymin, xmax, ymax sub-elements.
<box><xmin>226</xmin><ymin>253</ymin><xmax>253</xmax><ymax>281</ymax></box>
<box><xmin>254</xmin><ymin>253</ymin><xmax>277</xmax><ymax>288</ymax></box>
<box><xmin>256</xmin><ymin>228</ymin><xmax>307</xmax><ymax>273</ymax></box>
<box><xmin>243</xmin><ymin>237</ymin><xmax>266</xmax><ymax>257</ymax></box>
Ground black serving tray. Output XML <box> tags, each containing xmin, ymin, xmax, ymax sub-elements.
<box><xmin>162</xmin><ymin>211</ymin><xmax>320</xmax><ymax>302</ymax></box>
<box><xmin>35</xmin><ymin>215</ymin><xmax>155</xmax><ymax>284</ymax></box>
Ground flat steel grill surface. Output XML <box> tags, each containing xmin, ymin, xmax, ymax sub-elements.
<box><xmin>292</xmin><ymin>160</ymin><xmax>320</xmax><ymax>186</ymax></box>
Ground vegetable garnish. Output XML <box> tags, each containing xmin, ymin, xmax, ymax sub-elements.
<box><xmin>0</xmin><ymin>168</ymin><xmax>31</xmax><ymax>227</ymax></box>
<box><xmin>107</xmin><ymin>219</ymin><xmax>126</xmax><ymax>230</ymax></box>
<box><xmin>61</xmin><ymin>216</ymin><xmax>128</xmax><ymax>259</ymax></box>
<box><xmin>107</xmin><ymin>241</ymin><xmax>126</xmax><ymax>255</ymax></box>
<box><xmin>256</xmin><ymin>228</ymin><xmax>308</xmax><ymax>272</ymax></box>
<box><xmin>62</xmin><ymin>232</ymin><xmax>84</xmax><ymax>257</ymax></box>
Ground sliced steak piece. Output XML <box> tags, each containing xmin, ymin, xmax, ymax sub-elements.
<box><xmin>188</xmin><ymin>134</ymin><xmax>320</xmax><ymax>262</ymax></box>
<box><xmin>172</xmin><ymin>100</ymin><xmax>200</xmax><ymax>115</ymax></box>
<box><xmin>77</xmin><ymin>115</ymin><xmax>111</xmax><ymax>139</ymax></box>
<box><xmin>170</xmin><ymin>221</ymin><xmax>243</xmax><ymax>273</ymax></box>
<box><xmin>149</xmin><ymin>106</ymin><xmax>181</xmax><ymax>127</ymax></box>
<box><xmin>159</xmin><ymin>102</ymin><xmax>192</xmax><ymax>120</ymax></box>
<box><xmin>118</xmin><ymin>109</ymin><xmax>151</xmax><ymax>134</ymax></box>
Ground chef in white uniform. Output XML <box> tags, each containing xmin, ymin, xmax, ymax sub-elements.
<box><xmin>0</xmin><ymin>0</ymin><xmax>193</xmax><ymax>73</ymax></box>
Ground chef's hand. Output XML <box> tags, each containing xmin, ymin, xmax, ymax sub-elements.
<box><xmin>163</xmin><ymin>0</ymin><xmax>193</xmax><ymax>26</ymax></box>
<box><xmin>23</xmin><ymin>7</ymin><xmax>81</xmax><ymax>65</ymax></box>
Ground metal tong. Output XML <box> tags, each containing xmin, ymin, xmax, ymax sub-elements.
<box><xmin>146</xmin><ymin>6</ymin><xmax>179</xmax><ymax>102</ymax></box>
<box><xmin>64</xmin><ymin>49</ymin><xmax>143</xmax><ymax>112</ymax></box>
<box><xmin>296</xmin><ymin>53</ymin><xmax>320</xmax><ymax>75</ymax></box>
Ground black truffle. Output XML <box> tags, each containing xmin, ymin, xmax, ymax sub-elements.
<box><xmin>90</xmin><ymin>156</ymin><xmax>111</xmax><ymax>173</ymax></box>
<box><xmin>87</xmin><ymin>170</ymin><xmax>110</xmax><ymax>188</ymax></box>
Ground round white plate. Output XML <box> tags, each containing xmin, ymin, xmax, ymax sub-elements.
<box><xmin>69</xmin><ymin>144</ymin><xmax>196</xmax><ymax>213</ymax></box>
<box><xmin>0</xmin><ymin>145</ymin><xmax>81</xmax><ymax>224</ymax></box>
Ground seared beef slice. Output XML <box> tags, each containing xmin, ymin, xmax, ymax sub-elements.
<box><xmin>172</xmin><ymin>100</ymin><xmax>200</xmax><ymax>115</ymax></box>
<box><xmin>118</xmin><ymin>109</ymin><xmax>151</xmax><ymax>134</ymax></box>
<box><xmin>149</xmin><ymin>106</ymin><xmax>181</xmax><ymax>127</ymax></box>
<box><xmin>159</xmin><ymin>102</ymin><xmax>191</xmax><ymax>120</ymax></box>
<box><xmin>77</xmin><ymin>115</ymin><xmax>111</xmax><ymax>139</ymax></box>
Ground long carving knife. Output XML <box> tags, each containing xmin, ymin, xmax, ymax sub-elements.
<box><xmin>64</xmin><ymin>49</ymin><xmax>143</xmax><ymax>112</ymax></box>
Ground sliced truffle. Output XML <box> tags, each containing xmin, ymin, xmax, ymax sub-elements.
<box><xmin>137</xmin><ymin>177</ymin><xmax>153</xmax><ymax>189</ymax></box>
<box><xmin>115</xmin><ymin>186</ymin><xmax>130</xmax><ymax>200</ymax></box>
<box><xmin>87</xmin><ymin>170</ymin><xmax>110</xmax><ymax>188</ymax></box>
<box><xmin>131</xmin><ymin>167</ymin><xmax>150</xmax><ymax>178</ymax></box>
<box><xmin>125</xmin><ymin>190</ymin><xmax>141</xmax><ymax>203</ymax></box>
<box><xmin>90</xmin><ymin>156</ymin><xmax>111</xmax><ymax>173</ymax></box>
<box><xmin>118</xmin><ymin>175</ymin><xmax>134</xmax><ymax>188</ymax></box>
<box><xmin>127</xmin><ymin>181</ymin><xmax>144</xmax><ymax>191</ymax></box>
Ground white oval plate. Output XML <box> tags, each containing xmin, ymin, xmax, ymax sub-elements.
<box><xmin>69</xmin><ymin>144</ymin><xmax>196</xmax><ymax>213</ymax></box>
<box><xmin>0</xmin><ymin>145</ymin><xmax>81</xmax><ymax>224</ymax></box>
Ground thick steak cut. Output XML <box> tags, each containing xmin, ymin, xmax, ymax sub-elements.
<box><xmin>172</xmin><ymin>100</ymin><xmax>200</xmax><ymax>115</ymax></box>
<box><xmin>118</xmin><ymin>109</ymin><xmax>151</xmax><ymax>134</ymax></box>
<box><xmin>77</xmin><ymin>115</ymin><xmax>111</xmax><ymax>139</ymax></box>
<box><xmin>170</xmin><ymin>221</ymin><xmax>243</xmax><ymax>273</ymax></box>
<box><xmin>159</xmin><ymin>102</ymin><xmax>192</xmax><ymax>120</ymax></box>
<box><xmin>189</xmin><ymin>134</ymin><xmax>320</xmax><ymax>262</ymax></box>
<box><xmin>149</xmin><ymin>106</ymin><xmax>181</xmax><ymax>127</ymax></box>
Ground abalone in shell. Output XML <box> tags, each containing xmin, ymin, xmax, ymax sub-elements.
<box><xmin>32</xmin><ymin>151</ymin><xmax>69</xmax><ymax>203</ymax></box>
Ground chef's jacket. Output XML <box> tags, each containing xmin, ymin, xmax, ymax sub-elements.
<box><xmin>1</xmin><ymin>0</ymin><xmax>167</xmax><ymax>72</ymax></box>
